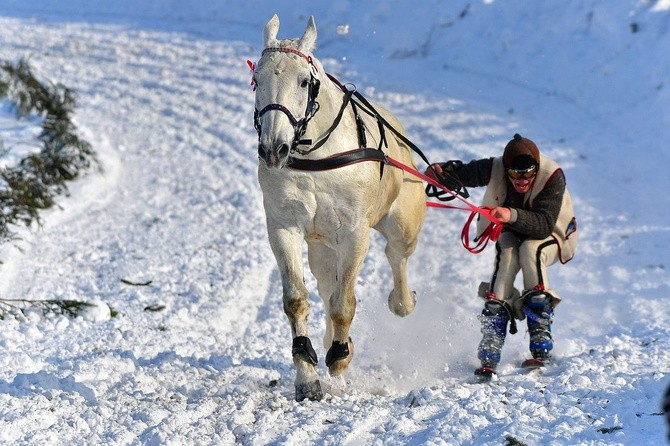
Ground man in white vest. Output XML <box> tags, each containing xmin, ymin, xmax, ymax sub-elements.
<box><xmin>425</xmin><ymin>133</ymin><xmax>578</xmax><ymax>379</ymax></box>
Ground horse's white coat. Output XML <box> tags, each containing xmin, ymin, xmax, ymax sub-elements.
<box><xmin>254</xmin><ymin>14</ymin><xmax>426</xmax><ymax>401</ymax></box>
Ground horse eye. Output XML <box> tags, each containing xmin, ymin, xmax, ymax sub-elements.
<box><xmin>300</xmin><ymin>78</ymin><xmax>309</xmax><ymax>88</ymax></box>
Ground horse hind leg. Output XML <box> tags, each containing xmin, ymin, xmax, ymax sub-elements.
<box><xmin>326</xmin><ymin>336</ymin><xmax>355</xmax><ymax>377</ymax></box>
<box><xmin>376</xmin><ymin>189</ymin><xmax>426</xmax><ymax>317</ymax></box>
<box><xmin>385</xmin><ymin>243</ymin><xmax>416</xmax><ymax>316</ymax></box>
<box><xmin>324</xmin><ymin>233</ymin><xmax>371</xmax><ymax>378</ymax></box>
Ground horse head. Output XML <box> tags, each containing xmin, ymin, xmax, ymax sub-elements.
<box><xmin>253</xmin><ymin>14</ymin><xmax>321</xmax><ymax>168</ymax></box>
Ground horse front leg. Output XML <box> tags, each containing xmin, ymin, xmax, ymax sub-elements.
<box><xmin>268</xmin><ymin>227</ymin><xmax>323</xmax><ymax>402</ymax></box>
<box><xmin>325</xmin><ymin>231</ymin><xmax>368</xmax><ymax>377</ymax></box>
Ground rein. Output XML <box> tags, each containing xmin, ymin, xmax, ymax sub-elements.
<box><xmin>384</xmin><ymin>156</ymin><xmax>503</xmax><ymax>254</ymax></box>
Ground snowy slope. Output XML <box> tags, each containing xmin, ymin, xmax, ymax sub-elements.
<box><xmin>0</xmin><ymin>1</ymin><xmax>668</xmax><ymax>445</ymax></box>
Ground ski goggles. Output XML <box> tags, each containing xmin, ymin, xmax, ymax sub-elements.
<box><xmin>507</xmin><ymin>164</ymin><xmax>538</xmax><ymax>180</ymax></box>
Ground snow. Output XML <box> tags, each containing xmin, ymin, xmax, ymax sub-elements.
<box><xmin>0</xmin><ymin>1</ymin><xmax>668</xmax><ymax>444</ymax></box>
<box><xmin>0</xmin><ymin>101</ymin><xmax>43</xmax><ymax>170</ymax></box>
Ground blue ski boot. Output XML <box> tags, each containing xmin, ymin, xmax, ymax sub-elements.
<box><xmin>523</xmin><ymin>290</ymin><xmax>554</xmax><ymax>364</ymax></box>
<box><xmin>475</xmin><ymin>300</ymin><xmax>509</xmax><ymax>378</ymax></box>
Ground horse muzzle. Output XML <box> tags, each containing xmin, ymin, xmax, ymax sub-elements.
<box><xmin>259</xmin><ymin>142</ymin><xmax>291</xmax><ymax>168</ymax></box>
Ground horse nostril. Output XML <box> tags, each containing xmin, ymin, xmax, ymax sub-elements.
<box><xmin>258</xmin><ymin>142</ymin><xmax>269</xmax><ymax>157</ymax></box>
<box><xmin>277</xmin><ymin>143</ymin><xmax>290</xmax><ymax>157</ymax></box>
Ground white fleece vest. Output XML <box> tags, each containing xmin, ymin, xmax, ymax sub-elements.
<box><xmin>477</xmin><ymin>155</ymin><xmax>578</xmax><ymax>263</ymax></box>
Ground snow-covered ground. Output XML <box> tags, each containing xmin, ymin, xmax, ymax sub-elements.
<box><xmin>0</xmin><ymin>1</ymin><xmax>668</xmax><ymax>444</ymax></box>
<box><xmin>0</xmin><ymin>101</ymin><xmax>43</xmax><ymax>170</ymax></box>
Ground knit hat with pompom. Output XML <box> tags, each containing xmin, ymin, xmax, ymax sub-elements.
<box><xmin>503</xmin><ymin>133</ymin><xmax>540</xmax><ymax>169</ymax></box>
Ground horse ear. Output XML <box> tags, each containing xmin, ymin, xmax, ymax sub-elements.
<box><xmin>298</xmin><ymin>16</ymin><xmax>317</xmax><ymax>53</ymax></box>
<box><xmin>263</xmin><ymin>14</ymin><xmax>280</xmax><ymax>48</ymax></box>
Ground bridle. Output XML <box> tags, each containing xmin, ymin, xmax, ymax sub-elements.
<box><xmin>253</xmin><ymin>47</ymin><xmax>321</xmax><ymax>154</ymax></box>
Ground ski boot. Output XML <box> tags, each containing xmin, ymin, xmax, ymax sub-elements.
<box><xmin>521</xmin><ymin>289</ymin><xmax>554</xmax><ymax>368</ymax></box>
<box><xmin>475</xmin><ymin>300</ymin><xmax>509</xmax><ymax>379</ymax></box>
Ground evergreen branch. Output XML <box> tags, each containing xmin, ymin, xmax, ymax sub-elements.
<box><xmin>0</xmin><ymin>57</ymin><xmax>97</xmax><ymax>241</ymax></box>
<box><xmin>0</xmin><ymin>297</ymin><xmax>95</xmax><ymax>319</ymax></box>
<box><xmin>505</xmin><ymin>436</ymin><xmax>529</xmax><ymax>446</ymax></box>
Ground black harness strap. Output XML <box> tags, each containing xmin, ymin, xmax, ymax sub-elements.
<box><xmin>350</xmin><ymin>98</ymin><xmax>386</xmax><ymax>178</ymax></box>
<box><xmin>259</xmin><ymin>146</ymin><xmax>386</xmax><ymax>171</ymax></box>
<box><xmin>262</xmin><ymin>73</ymin><xmax>389</xmax><ymax>173</ymax></box>
<box><xmin>296</xmin><ymin>89</ymin><xmax>354</xmax><ymax>154</ymax></box>
<box><xmin>348</xmin><ymin>89</ymin><xmax>468</xmax><ymax>199</ymax></box>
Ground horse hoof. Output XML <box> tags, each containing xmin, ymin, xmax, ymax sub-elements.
<box><xmin>388</xmin><ymin>290</ymin><xmax>416</xmax><ymax>317</ymax></box>
<box><xmin>295</xmin><ymin>380</ymin><xmax>323</xmax><ymax>402</ymax></box>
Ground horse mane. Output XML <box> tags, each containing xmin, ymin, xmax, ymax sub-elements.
<box><xmin>274</xmin><ymin>38</ymin><xmax>317</xmax><ymax>53</ymax></box>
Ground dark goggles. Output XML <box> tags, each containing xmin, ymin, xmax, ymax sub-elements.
<box><xmin>507</xmin><ymin>164</ymin><xmax>538</xmax><ymax>180</ymax></box>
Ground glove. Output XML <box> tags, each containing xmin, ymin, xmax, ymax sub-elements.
<box><xmin>425</xmin><ymin>160</ymin><xmax>469</xmax><ymax>200</ymax></box>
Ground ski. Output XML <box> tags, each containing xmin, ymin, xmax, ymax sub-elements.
<box><xmin>470</xmin><ymin>358</ymin><xmax>553</xmax><ymax>383</ymax></box>
<box><xmin>473</xmin><ymin>366</ymin><xmax>497</xmax><ymax>382</ymax></box>
<box><xmin>521</xmin><ymin>357</ymin><xmax>548</xmax><ymax>369</ymax></box>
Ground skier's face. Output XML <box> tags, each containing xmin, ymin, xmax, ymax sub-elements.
<box><xmin>507</xmin><ymin>164</ymin><xmax>537</xmax><ymax>194</ymax></box>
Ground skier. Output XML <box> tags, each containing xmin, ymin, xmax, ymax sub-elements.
<box><xmin>425</xmin><ymin>133</ymin><xmax>579</xmax><ymax>379</ymax></box>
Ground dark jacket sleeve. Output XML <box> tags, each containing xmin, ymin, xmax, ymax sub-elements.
<box><xmin>508</xmin><ymin>170</ymin><xmax>566</xmax><ymax>239</ymax></box>
<box><xmin>444</xmin><ymin>158</ymin><xmax>494</xmax><ymax>188</ymax></box>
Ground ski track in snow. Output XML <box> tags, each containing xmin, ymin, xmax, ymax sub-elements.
<box><xmin>0</xmin><ymin>6</ymin><xmax>668</xmax><ymax>446</ymax></box>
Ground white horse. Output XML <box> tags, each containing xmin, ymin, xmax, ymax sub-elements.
<box><xmin>253</xmin><ymin>14</ymin><xmax>426</xmax><ymax>401</ymax></box>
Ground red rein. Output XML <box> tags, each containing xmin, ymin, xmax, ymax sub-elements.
<box><xmin>385</xmin><ymin>156</ymin><xmax>503</xmax><ymax>254</ymax></box>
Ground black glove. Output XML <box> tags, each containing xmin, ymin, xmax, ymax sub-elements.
<box><xmin>441</xmin><ymin>160</ymin><xmax>462</xmax><ymax>175</ymax></box>
<box><xmin>425</xmin><ymin>160</ymin><xmax>469</xmax><ymax>200</ymax></box>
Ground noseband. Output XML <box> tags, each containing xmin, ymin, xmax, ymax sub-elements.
<box><xmin>253</xmin><ymin>47</ymin><xmax>321</xmax><ymax>153</ymax></box>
